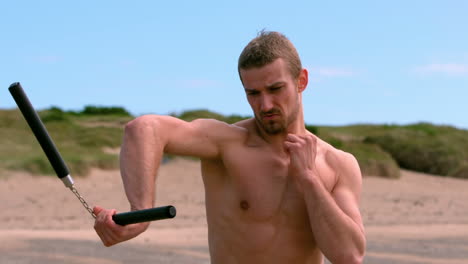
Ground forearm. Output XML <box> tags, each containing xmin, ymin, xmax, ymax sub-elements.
<box><xmin>120</xmin><ymin>116</ymin><xmax>166</xmax><ymax>211</ymax></box>
<box><xmin>94</xmin><ymin>115</ymin><xmax>221</xmax><ymax>247</ymax></box>
<box><xmin>303</xmin><ymin>176</ymin><xmax>365</xmax><ymax>264</ymax></box>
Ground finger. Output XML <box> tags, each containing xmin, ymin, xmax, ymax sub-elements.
<box><xmin>94</xmin><ymin>223</ymin><xmax>113</xmax><ymax>246</ymax></box>
<box><xmin>94</xmin><ymin>208</ymin><xmax>108</xmax><ymax>228</ymax></box>
<box><xmin>284</xmin><ymin>141</ymin><xmax>301</xmax><ymax>152</ymax></box>
<box><xmin>97</xmin><ymin>210</ymin><xmax>121</xmax><ymax>247</ymax></box>
<box><xmin>287</xmin><ymin>135</ymin><xmax>308</xmax><ymax>147</ymax></box>
<box><xmin>100</xmin><ymin>229</ymin><xmax>118</xmax><ymax>247</ymax></box>
<box><xmin>93</xmin><ymin>205</ymin><xmax>104</xmax><ymax>216</ymax></box>
<box><xmin>94</xmin><ymin>214</ymin><xmax>109</xmax><ymax>243</ymax></box>
<box><xmin>106</xmin><ymin>209</ymin><xmax>118</xmax><ymax>225</ymax></box>
<box><xmin>94</xmin><ymin>209</ymin><xmax>116</xmax><ymax>238</ymax></box>
<box><xmin>286</xmin><ymin>134</ymin><xmax>301</xmax><ymax>142</ymax></box>
<box><xmin>304</xmin><ymin>135</ymin><xmax>317</xmax><ymax>146</ymax></box>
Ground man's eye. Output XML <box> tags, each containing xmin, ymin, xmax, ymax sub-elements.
<box><xmin>270</xmin><ymin>86</ymin><xmax>282</xmax><ymax>91</ymax></box>
<box><xmin>247</xmin><ymin>91</ymin><xmax>259</xmax><ymax>96</ymax></box>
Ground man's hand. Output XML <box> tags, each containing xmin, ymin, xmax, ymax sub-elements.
<box><xmin>93</xmin><ymin>206</ymin><xmax>150</xmax><ymax>247</ymax></box>
<box><xmin>284</xmin><ymin>134</ymin><xmax>319</xmax><ymax>194</ymax></box>
<box><xmin>285</xmin><ymin>133</ymin><xmax>365</xmax><ymax>263</ymax></box>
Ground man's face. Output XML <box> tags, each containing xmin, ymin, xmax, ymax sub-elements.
<box><xmin>240</xmin><ymin>58</ymin><xmax>302</xmax><ymax>135</ymax></box>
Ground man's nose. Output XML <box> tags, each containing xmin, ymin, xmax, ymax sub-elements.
<box><xmin>260</xmin><ymin>94</ymin><xmax>274</xmax><ymax>112</ymax></box>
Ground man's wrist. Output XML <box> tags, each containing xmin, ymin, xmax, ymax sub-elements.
<box><xmin>298</xmin><ymin>169</ymin><xmax>324</xmax><ymax>193</ymax></box>
<box><xmin>130</xmin><ymin>203</ymin><xmax>153</xmax><ymax>211</ymax></box>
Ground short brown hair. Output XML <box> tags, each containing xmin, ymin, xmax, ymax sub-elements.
<box><xmin>238</xmin><ymin>31</ymin><xmax>302</xmax><ymax>81</ymax></box>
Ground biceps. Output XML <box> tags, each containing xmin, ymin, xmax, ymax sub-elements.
<box><xmin>332</xmin><ymin>174</ymin><xmax>364</xmax><ymax>232</ymax></box>
<box><xmin>161</xmin><ymin>116</ymin><xmax>220</xmax><ymax>159</ymax></box>
<box><xmin>333</xmin><ymin>187</ymin><xmax>362</xmax><ymax>226</ymax></box>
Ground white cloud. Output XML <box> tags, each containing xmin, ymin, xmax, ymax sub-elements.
<box><xmin>308</xmin><ymin>66</ymin><xmax>358</xmax><ymax>78</ymax></box>
<box><xmin>413</xmin><ymin>63</ymin><xmax>468</xmax><ymax>76</ymax></box>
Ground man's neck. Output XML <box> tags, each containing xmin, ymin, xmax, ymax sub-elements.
<box><xmin>255</xmin><ymin>111</ymin><xmax>307</xmax><ymax>151</ymax></box>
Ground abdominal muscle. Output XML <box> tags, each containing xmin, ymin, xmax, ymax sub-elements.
<box><xmin>206</xmin><ymin>209</ymin><xmax>323</xmax><ymax>264</ymax></box>
<box><xmin>205</xmin><ymin>199</ymin><xmax>323</xmax><ymax>264</ymax></box>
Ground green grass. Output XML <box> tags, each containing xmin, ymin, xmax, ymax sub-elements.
<box><xmin>318</xmin><ymin>123</ymin><xmax>468</xmax><ymax>179</ymax></box>
<box><xmin>2</xmin><ymin>108</ymin><xmax>467</xmax><ymax>179</ymax></box>
<box><xmin>0</xmin><ymin>107</ymin><xmax>131</xmax><ymax>177</ymax></box>
<box><xmin>363</xmin><ymin>123</ymin><xmax>468</xmax><ymax>178</ymax></box>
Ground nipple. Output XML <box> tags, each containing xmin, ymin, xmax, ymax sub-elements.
<box><xmin>240</xmin><ymin>200</ymin><xmax>250</xmax><ymax>211</ymax></box>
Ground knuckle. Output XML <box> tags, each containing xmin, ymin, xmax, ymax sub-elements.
<box><xmin>104</xmin><ymin>241</ymin><xmax>114</xmax><ymax>247</ymax></box>
<box><xmin>291</xmin><ymin>142</ymin><xmax>300</xmax><ymax>149</ymax></box>
<box><xmin>305</xmin><ymin>135</ymin><xmax>315</xmax><ymax>145</ymax></box>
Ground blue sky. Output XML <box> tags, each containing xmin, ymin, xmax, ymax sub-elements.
<box><xmin>1</xmin><ymin>1</ymin><xmax>467</xmax><ymax>128</ymax></box>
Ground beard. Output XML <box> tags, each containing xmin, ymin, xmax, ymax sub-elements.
<box><xmin>255</xmin><ymin>111</ymin><xmax>287</xmax><ymax>135</ymax></box>
<box><xmin>255</xmin><ymin>114</ymin><xmax>286</xmax><ymax>134</ymax></box>
<box><xmin>255</xmin><ymin>105</ymin><xmax>299</xmax><ymax>135</ymax></box>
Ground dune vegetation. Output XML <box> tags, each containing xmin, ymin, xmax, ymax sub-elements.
<box><xmin>0</xmin><ymin>106</ymin><xmax>132</xmax><ymax>177</ymax></box>
<box><xmin>1</xmin><ymin>107</ymin><xmax>467</xmax><ymax>179</ymax></box>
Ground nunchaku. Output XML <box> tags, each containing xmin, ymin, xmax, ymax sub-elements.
<box><xmin>8</xmin><ymin>82</ymin><xmax>176</xmax><ymax>226</ymax></box>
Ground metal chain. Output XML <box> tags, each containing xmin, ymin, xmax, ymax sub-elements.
<box><xmin>70</xmin><ymin>186</ymin><xmax>96</xmax><ymax>219</ymax></box>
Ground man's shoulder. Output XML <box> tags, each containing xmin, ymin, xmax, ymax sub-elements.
<box><xmin>231</xmin><ymin>118</ymin><xmax>256</xmax><ymax>129</ymax></box>
<box><xmin>318</xmin><ymin>137</ymin><xmax>361</xmax><ymax>181</ymax></box>
<box><xmin>190</xmin><ymin>117</ymin><xmax>250</xmax><ymax>141</ymax></box>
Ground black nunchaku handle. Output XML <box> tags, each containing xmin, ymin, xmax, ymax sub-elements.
<box><xmin>113</xmin><ymin>206</ymin><xmax>177</xmax><ymax>225</ymax></box>
<box><xmin>9</xmin><ymin>82</ymin><xmax>70</xmax><ymax>179</ymax></box>
<box><xmin>9</xmin><ymin>82</ymin><xmax>177</xmax><ymax>225</ymax></box>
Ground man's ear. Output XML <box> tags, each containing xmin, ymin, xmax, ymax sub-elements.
<box><xmin>297</xmin><ymin>68</ymin><xmax>308</xmax><ymax>93</ymax></box>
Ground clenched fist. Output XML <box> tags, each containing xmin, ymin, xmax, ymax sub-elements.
<box><xmin>93</xmin><ymin>206</ymin><xmax>149</xmax><ymax>247</ymax></box>
<box><xmin>284</xmin><ymin>133</ymin><xmax>320</xmax><ymax>194</ymax></box>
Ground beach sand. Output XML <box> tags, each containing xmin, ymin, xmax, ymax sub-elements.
<box><xmin>1</xmin><ymin>158</ymin><xmax>468</xmax><ymax>263</ymax></box>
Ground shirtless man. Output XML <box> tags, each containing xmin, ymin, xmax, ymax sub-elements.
<box><xmin>93</xmin><ymin>31</ymin><xmax>366</xmax><ymax>264</ymax></box>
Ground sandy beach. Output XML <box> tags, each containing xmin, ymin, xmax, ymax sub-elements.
<box><xmin>1</xmin><ymin>158</ymin><xmax>468</xmax><ymax>263</ymax></box>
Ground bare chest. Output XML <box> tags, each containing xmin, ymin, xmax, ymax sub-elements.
<box><xmin>214</xmin><ymin>146</ymin><xmax>336</xmax><ymax>222</ymax></box>
<box><xmin>201</xmin><ymin>146</ymin><xmax>335</xmax><ymax>260</ymax></box>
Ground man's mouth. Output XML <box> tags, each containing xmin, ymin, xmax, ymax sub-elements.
<box><xmin>262</xmin><ymin>113</ymin><xmax>279</xmax><ymax>120</ymax></box>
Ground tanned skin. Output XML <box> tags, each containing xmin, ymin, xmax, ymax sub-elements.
<box><xmin>93</xmin><ymin>58</ymin><xmax>366</xmax><ymax>264</ymax></box>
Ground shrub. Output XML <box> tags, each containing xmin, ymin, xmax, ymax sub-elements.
<box><xmin>176</xmin><ymin>109</ymin><xmax>250</xmax><ymax>124</ymax></box>
<box><xmin>81</xmin><ymin>105</ymin><xmax>131</xmax><ymax>116</ymax></box>
<box><xmin>4</xmin><ymin>106</ymin><xmax>468</xmax><ymax>180</ymax></box>
<box><xmin>177</xmin><ymin>109</ymin><xmax>226</xmax><ymax>121</ymax></box>
<box><xmin>40</xmin><ymin>106</ymin><xmax>70</xmax><ymax>123</ymax></box>
<box><xmin>319</xmin><ymin>133</ymin><xmax>344</xmax><ymax>149</ymax></box>
<box><xmin>305</xmin><ymin>125</ymin><xmax>318</xmax><ymax>134</ymax></box>
<box><xmin>364</xmin><ymin>124</ymin><xmax>468</xmax><ymax>178</ymax></box>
